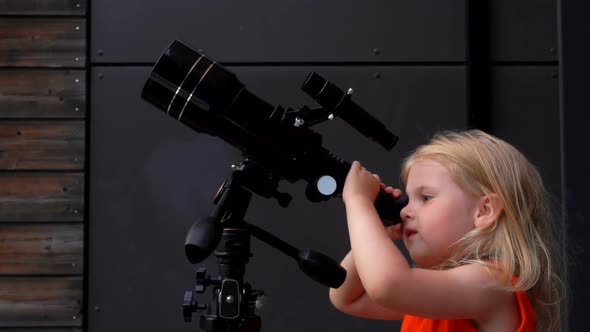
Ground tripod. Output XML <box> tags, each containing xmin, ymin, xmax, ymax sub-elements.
<box><xmin>182</xmin><ymin>160</ymin><xmax>346</xmax><ymax>331</ymax></box>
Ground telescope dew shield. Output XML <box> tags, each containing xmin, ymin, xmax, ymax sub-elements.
<box><xmin>142</xmin><ymin>40</ymin><xmax>270</xmax><ymax>156</ymax></box>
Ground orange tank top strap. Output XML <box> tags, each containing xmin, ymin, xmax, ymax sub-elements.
<box><xmin>512</xmin><ymin>276</ymin><xmax>536</xmax><ymax>332</ymax></box>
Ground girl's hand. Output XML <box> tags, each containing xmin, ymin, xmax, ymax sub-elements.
<box><xmin>381</xmin><ymin>186</ymin><xmax>404</xmax><ymax>240</ymax></box>
<box><xmin>385</xmin><ymin>223</ymin><xmax>403</xmax><ymax>241</ymax></box>
<box><xmin>343</xmin><ymin>161</ymin><xmax>382</xmax><ymax>204</ymax></box>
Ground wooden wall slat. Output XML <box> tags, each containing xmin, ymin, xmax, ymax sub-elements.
<box><xmin>0</xmin><ymin>70</ymin><xmax>85</xmax><ymax>119</ymax></box>
<box><xmin>0</xmin><ymin>329</ymin><xmax>81</xmax><ymax>332</ymax></box>
<box><xmin>0</xmin><ymin>121</ymin><xmax>84</xmax><ymax>170</ymax></box>
<box><xmin>0</xmin><ymin>277</ymin><xmax>82</xmax><ymax>327</ymax></box>
<box><xmin>0</xmin><ymin>224</ymin><xmax>83</xmax><ymax>274</ymax></box>
<box><xmin>0</xmin><ymin>0</ymin><xmax>88</xmax><ymax>329</ymax></box>
<box><xmin>0</xmin><ymin>0</ymin><xmax>86</xmax><ymax>15</ymax></box>
<box><xmin>0</xmin><ymin>18</ymin><xmax>85</xmax><ymax>68</ymax></box>
<box><xmin>0</xmin><ymin>173</ymin><xmax>83</xmax><ymax>222</ymax></box>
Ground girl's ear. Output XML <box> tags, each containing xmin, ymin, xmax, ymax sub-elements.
<box><xmin>474</xmin><ymin>193</ymin><xmax>503</xmax><ymax>229</ymax></box>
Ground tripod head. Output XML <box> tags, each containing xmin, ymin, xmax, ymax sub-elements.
<box><xmin>181</xmin><ymin>160</ymin><xmax>347</xmax><ymax>331</ymax></box>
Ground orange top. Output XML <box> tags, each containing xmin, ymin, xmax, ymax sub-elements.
<box><xmin>400</xmin><ymin>290</ymin><xmax>535</xmax><ymax>332</ymax></box>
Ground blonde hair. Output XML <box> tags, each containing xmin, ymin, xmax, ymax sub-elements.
<box><xmin>401</xmin><ymin>130</ymin><xmax>565</xmax><ymax>332</ymax></box>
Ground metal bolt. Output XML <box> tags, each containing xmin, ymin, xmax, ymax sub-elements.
<box><xmin>73</xmin><ymin>316</ymin><xmax>77</xmax><ymax>320</ymax></box>
<box><xmin>75</xmin><ymin>26</ymin><xmax>80</xmax><ymax>31</ymax></box>
<box><xmin>94</xmin><ymin>306</ymin><xmax>101</xmax><ymax>312</ymax></box>
<box><xmin>72</xmin><ymin>263</ymin><xmax>76</xmax><ymax>267</ymax></box>
<box><xmin>294</xmin><ymin>117</ymin><xmax>305</xmax><ymax>127</ymax></box>
<box><xmin>226</xmin><ymin>296</ymin><xmax>234</xmax><ymax>304</ymax></box>
<box><xmin>98</xmin><ymin>73</ymin><xmax>104</xmax><ymax>79</ymax></box>
<box><xmin>97</xmin><ymin>50</ymin><xmax>104</xmax><ymax>56</ymax></box>
<box><xmin>76</xmin><ymin>3</ymin><xmax>81</xmax><ymax>7</ymax></box>
<box><xmin>75</xmin><ymin>107</ymin><xmax>80</xmax><ymax>112</ymax></box>
<box><xmin>75</xmin><ymin>57</ymin><xmax>79</xmax><ymax>61</ymax></box>
<box><xmin>347</xmin><ymin>88</ymin><xmax>354</xmax><ymax>95</ymax></box>
<box><xmin>74</xmin><ymin>209</ymin><xmax>79</xmax><ymax>214</ymax></box>
<box><xmin>374</xmin><ymin>72</ymin><xmax>381</xmax><ymax>79</ymax></box>
<box><xmin>373</xmin><ymin>48</ymin><xmax>381</xmax><ymax>55</ymax></box>
<box><xmin>328</xmin><ymin>114</ymin><xmax>334</xmax><ymax>120</ymax></box>
<box><xmin>75</xmin><ymin>78</ymin><xmax>79</xmax><ymax>83</ymax></box>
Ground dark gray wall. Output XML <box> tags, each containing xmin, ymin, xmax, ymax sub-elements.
<box><xmin>89</xmin><ymin>1</ymin><xmax>561</xmax><ymax>331</ymax></box>
<box><xmin>559</xmin><ymin>0</ymin><xmax>590</xmax><ymax>330</ymax></box>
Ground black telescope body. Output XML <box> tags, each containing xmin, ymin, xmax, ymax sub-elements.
<box><xmin>142</xmin><ymin>40</ymin><xmax>407</xmax><ymax>225</ymax></box>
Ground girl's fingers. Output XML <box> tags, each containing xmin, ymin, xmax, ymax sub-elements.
<box><xmin>386</xmin><ymin>223</ymin><xmax>404</xmax><ymax>241</ymax></box>
<box><xmin>384</xmin><ymin>187</ymin><xmax>404</xmax><ymax>199</ymax></box>
<box><xmin>352</xmin><ymin>160</ymin><xmax>362</xmax><ymax>170</ymax></box>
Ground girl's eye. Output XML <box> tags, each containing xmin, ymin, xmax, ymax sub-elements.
<box><xmin>422</xmin><ymin>195</ymin><xmax>433</xmax><ymax>202</ymax></box>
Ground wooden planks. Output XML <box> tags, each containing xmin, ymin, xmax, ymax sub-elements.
<box><xmin>0</xmin><ymin>173</ymin><xmax>84</xmax><ymax>223</ymax></box>
<box><xmin>0</xmin><ymin>70</ymin><xmax>86</xmax><ymax>119</ymax></box>
<box><xmin>0</xmin><ymin>329</ymin><xmax>81</xmax><ymax>332</ymax></box>
<box><xmin>0</xmin><ymin>224</ymin><xmax>83</xmax><ymax>274</ymax></box>
<box><xmin>0</xmin><ymin>3</ymin><xmax>86</xmax><ymax>325</ymax></box>
<box><xmin>0</xmin><ymin>121</ymin><xmax>85</xmax><ymax>170</ymax></box>
<box><xmin>0</xmin><ymin>277</ymin><xmax>83</xmax><ymax>327</ymax></box>
<box><xmin>0</xmin><ymin>18</ymin><xmax>86</xmax><ymax>68</ymax></box>
<box><xmin>0</xmin><ymin>0</ymin><xmax>86</xmax><ymax>15</ymax></box>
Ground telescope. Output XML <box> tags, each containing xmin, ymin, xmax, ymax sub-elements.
<box><xmin>142</xmin><ymin>40</ymin><xmax>406</xmax><ymax>217</ymax></box>
<box><xmin>141</xmin><ymin>40</ymin><xmax>408</xmax><ymax>332</ymax></box>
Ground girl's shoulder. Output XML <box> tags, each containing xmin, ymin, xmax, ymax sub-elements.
<box><xmin>375</xmin><ymin>263</ymin><xmax>516</xmax><ymax>323</ymax></box>
<box><xmin>400</xmin><ymin>263</ymin><xmax>532</xmax><ymax>331</ymax></box>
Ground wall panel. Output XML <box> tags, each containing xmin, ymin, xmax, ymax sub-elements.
<box><xmin>490</xmin><ymin>0</ymin><xmax>558</xmax><ymax>61</ymax></box>
<box><xmin>91</xmin><ymin>0</ymin><xmax>466</xmax><ymax>63</ymax></box>
<box><xmin>490</xmin><ymin>66</ymin><xmax>561</xmax><ymax>197</ymax></box>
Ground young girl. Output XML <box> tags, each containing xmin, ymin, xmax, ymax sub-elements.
<box><xmin>330</xmin><ymin>130</ymin><xmax>564</xmax><ymax>331</ymax></box>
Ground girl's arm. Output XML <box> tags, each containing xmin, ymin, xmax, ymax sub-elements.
<box><xmin>329</xmin><ymin>250</ymin><xmax>404</xmax><ymax>320</ymax></box>
<box><xmin>343</xmin><ymin>162</ymin><xmax>514</xmax><ymax>322</ymax></box>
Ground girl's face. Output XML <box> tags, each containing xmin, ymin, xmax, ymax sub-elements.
<box><xmin>400</xmin><ymin>158</ymin><xmax>478</xmax><ymax>268</ymax></box>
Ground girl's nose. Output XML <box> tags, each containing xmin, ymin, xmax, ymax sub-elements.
<box><xmin>400</xmin><ymin>204</ymin><xmax>414</xmax><ymax>221</ymax></box>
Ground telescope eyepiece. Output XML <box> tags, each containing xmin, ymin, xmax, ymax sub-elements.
<box><xmin>301</xmin><ymin>72</ymin><xmax>398</xmax><ymax>150</ymax></box>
